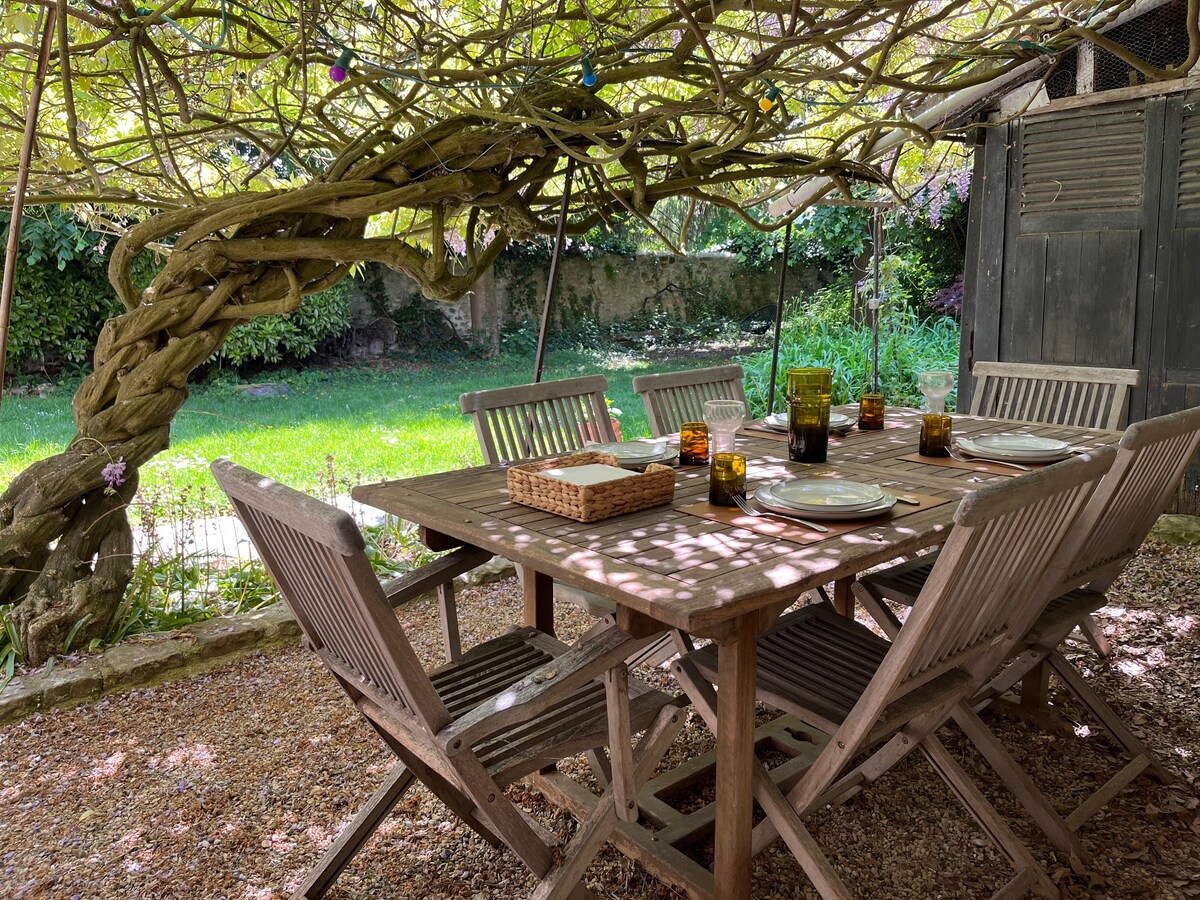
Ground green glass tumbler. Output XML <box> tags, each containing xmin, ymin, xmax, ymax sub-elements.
<box><xmin>786</xmin><ymin>368</ymin><xmax>832</xmax><ymax>463</ymax></box>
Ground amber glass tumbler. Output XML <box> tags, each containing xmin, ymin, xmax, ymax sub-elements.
<box><xmin>919</xmin><ymin>413</ymin><xmax>952</xmax><ymax>457</ymax></box>
<box><xmin>679</xmin><ymin>421</ymin><xmax>710</xmax><ymax>465</ymax></box>
<box><xmin>858</xmin><ymin>393</ymin><xmax>885</xmax><ymax>430</ymax></box>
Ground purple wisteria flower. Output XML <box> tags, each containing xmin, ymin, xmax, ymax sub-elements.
<box><xmin>101</xmin><ymin>457</ymin><xmax>127</xmax><ymax>490</ymax></box>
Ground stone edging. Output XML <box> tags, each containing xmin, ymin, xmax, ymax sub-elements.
<box><xmin>0</xmin><ymin>606</ymin><xmax>301</xmax><ymax>725</ymax></box>
<box><xmin>0</xmin><ymin>557</ymin><xmax>520</xmax><ymax>726</ymax></box>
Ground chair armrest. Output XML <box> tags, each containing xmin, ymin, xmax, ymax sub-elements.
<box><xmin>380</xmin><ymin>545</ymin><xmax>493</xmax><ymax>609</ymax></box>
<box><xmin>437</xmin><ymin>624</ymin><xmax>653</xmax><ymax>755</ymax></box>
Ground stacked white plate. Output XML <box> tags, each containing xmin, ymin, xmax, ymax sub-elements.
<box><xmin>955</xmin><ymin>434</ymin><xmax>1073</xmax><ymax>464</ymax></box>
<box><xmin>752</xmin><ymin>478</ymin><xmax>898</xmax><ymax>520</ymax></box>
<box><xmin>588</xmin><ymin>440</ymin><xmax>678</xmax><ymax>468</ymax></box>
<box><xmin>762</xmin><ymin>412</ymin><xmax>855</xmax><ymax>433</ymax></box>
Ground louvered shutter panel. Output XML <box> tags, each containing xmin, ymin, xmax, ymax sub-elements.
<box><xmin>1019</xmin><ymin>102</ymin><xmax>1146</xmax><ymax>232</ymax></box>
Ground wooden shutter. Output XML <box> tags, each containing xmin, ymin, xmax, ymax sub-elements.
<box><xmin>1019</xmin><ymin>102</ymin><xmax>1146</xmax><ymax>233</ymax></box>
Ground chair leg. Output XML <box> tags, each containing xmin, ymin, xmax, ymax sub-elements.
<box><xmin>751</xmin><ymin>764</ymin><xmax>854</xmax><ymax>899</ymax></box>
<box><xmin>1076</xmin><ymin>614</ymin><xmax>1112</xmax><ymax>658</ymax></box>
<box><xmin>920</xmin><ymin>735</ymin><xmax>1057</xmax><ymax>900</ymax></box>
<box><xmin>531</xmin><ymin>704</ymin><xmax>686</xmax><ymax>900</ymax></box>
<box><xmin>378</xmin><ymin>734</ymin><xmax>505</xmax><ymax>849</ymax></box>
<box><xmin>292</xmin><ymin>762</ymin><xmax>416</xmax><ymax>899</ymax></box>
<box><xmin>1045</xmin><ymin>650</ymin><xmax>1170</xmax><ymax>784</ymax></box>
<box><xmin>438</xmin><ymin>581</ymin><xmax>462</xmax><ymax>662</ymax></box>
<box><xmin>951</xmin><ymin>703</ymin><xmax>1088</xmax><ymax>861</ymax></box>
<box><xmin>851</xmin><ymin>581</ymin><xmax>903</xmax><ymax>638</ymax></box>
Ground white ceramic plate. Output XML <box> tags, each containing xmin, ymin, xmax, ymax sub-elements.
<box><xmin>972</xmin><ymin>434</ymin><xmax>1070</xmax><ymax>454</ymax></box>
<box><xmin>765</xmin><ymin>478</ymin><xmax>885</xmax><ymax>510</ymax></box>
<box><xmin>753</xmin><ymin>485</ymin><xmax>897</xmax><ymax>520</ymax></box>
<box><xmin>762</xmin><ymin>412</ymin><xmax>854</xmax><ymax>432</ymax></box>
<box><xmin>589</xmin><ymin>440</ymin><xmax>671</xmax><ymax>462</ymax></box>
<box><xmin>956</xmin><ymin>438</ymin><xmax>1072</xmax><ymax>464</ymax></box>
<box><xmin>615</xmin><ymin>450</ymin><xmax>678</xmax><ymax>469</ymax></box>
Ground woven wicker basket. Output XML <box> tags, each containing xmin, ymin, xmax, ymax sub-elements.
<box><xmin>506</xmin><ymin>451</ymin><xmax>676</xmax><ymax>523</ymax></box>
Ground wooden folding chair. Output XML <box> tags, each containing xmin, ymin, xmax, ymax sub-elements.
<box><xmin>460</xmin><ymin>375</ymin><xmax>617</xmax><ymax>466</ymax></box>
<box><xmin>968</xmin><ymin>361</ymin><xmax>1140</xmax><ymax>431</ymax></box>
<box><xmin>212</xmin><ymin>460</ymin><xmax>684</xmax><ymax>900</ymax></box>
<box><xmin>674</xmin><ymin>449</ymin><xmax>1116</xmax><ymax>898</ymax></box>
<box><xmin>854</xmin><ymin>405</ymin><xmax>1200</xmax><ymax>857</ymax></box>
<box><xmin>962</xmin><ymin>362</ymin><xmax>1139</xmax><ymax>655</ymax></box>
<box><xmin>460</xmin><ymin>376</ymin><xmax>686</xmax><ymax>668</ymax></box>
<box><xmin>631</xmin><ymin>365</ymin><xmax>747</xmax><ymax>437</ymax></box>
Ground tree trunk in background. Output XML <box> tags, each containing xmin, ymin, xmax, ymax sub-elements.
<box><xmin>470</xmin><ymin>262</ymin><xmax>503</xmax><ymax>358</ymax></box>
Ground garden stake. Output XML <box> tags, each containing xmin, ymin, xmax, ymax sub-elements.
<box><xmin>766</xmin><ymin>221</ymin><xmax>791</xmax><ymax>414</ymax></box>
<box><xmin>533</xmin><ymin>156</ymin><xmax>576</xmax><ymax>383</ymax></box>
<box><xmin>0</xmin><ymin>4</ymin><xmax>57</xmax><ymax>414</ymax></box>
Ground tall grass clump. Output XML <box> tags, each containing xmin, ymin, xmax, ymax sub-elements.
<box><xmin>740</xmin><ymin>304</ymin><xmax>960</xmax><ymax>415</ymax></box>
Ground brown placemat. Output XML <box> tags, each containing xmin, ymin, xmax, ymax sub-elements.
<box><xmin>896</xmin><ymin>452</ymin><xmax>1044</xmax><ymax>477</ymax></box>
<box><xmin>679</xmin><ymin>490</ymin><xmax>949</xmax><ymax>546</ymax></box>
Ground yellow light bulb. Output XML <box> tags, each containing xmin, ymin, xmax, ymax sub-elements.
<box><xmin>759</xmin><ymin>96</ymin><xmax>774</xmax><ymax>113</ymax></box>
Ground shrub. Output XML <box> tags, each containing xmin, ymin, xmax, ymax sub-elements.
<box><xmin>1</xmin><ymin>207</ymin><xmax>123</xmax><ymax>371</ymax></box>
<box><xmin>740</xmin><ymin>307</ymin><xmax>961</xmax><ymax>414</ymax></box>
<box><xmin>219</xmin><ymin>280</ymin><xmax>353</xmax><ymax>366</ymax></box>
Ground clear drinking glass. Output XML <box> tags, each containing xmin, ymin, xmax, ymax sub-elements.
<box><xmin>703</xmin><ymin>399</ymin><xmax>747</xmax><ymax>455</ymax></box>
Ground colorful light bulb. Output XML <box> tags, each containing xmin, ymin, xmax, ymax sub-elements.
<box><xmin>581</xmin><ymin>55</ymin><xmax>597</xmax><ymax>87</ymax></box>
<box><xmin>330</xmin><ymin>48</ymin><xmax>353</xmax><ymax>83</ymax></box>
<box><xmin>760</xmin><ymin>85</ymin><xmax>781</xmax><ymax>113</ymax></box>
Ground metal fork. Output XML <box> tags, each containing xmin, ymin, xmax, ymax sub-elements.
<box><xmin>732</xmin><ymin>493</ymin><xmax>829</xmax><ymax>532</ymax></box>
<box><xmin>947</xmin><ymin>448</ymin><xmax>1032</xmax><ymax>472</ymax></box>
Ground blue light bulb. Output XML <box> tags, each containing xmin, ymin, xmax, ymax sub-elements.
<box><xmin>581</xmin><ymin>55</ymin><xmax>597</xmax><ymax>87</ymax></box>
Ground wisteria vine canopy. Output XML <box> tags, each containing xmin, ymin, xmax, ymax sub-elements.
<box><xmin>0</xmin><ymin>0</ymin><xmax>1191</xmax><ymax>663</ymax></box>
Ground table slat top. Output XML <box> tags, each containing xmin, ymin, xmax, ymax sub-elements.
<box><xmin>353</xmin><ymin>409</ymin><xmax>1118</xmax><ymax>635</ymax></box>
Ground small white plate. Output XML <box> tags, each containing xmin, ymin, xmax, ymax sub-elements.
<box><xmin>753</xmin><ymin>485</ymin><xmax>897</xmax><ymax>520</ymax></box>
<box><xmin>615</xmin><ymin>450</ymin><xmax>678</xmax><ymax>469</ymax></box>
<box><xmin>762</xmin><ymin>412</ymin><xmax>854</xmax><ymax>432</ymax></box>
<box><xmin>589</xmin><ymin>440</ymin><xmax>670</xmax><ymax>462</ymax></box>
<box><xmin>972</xmin><ymin>434</ymin><xmax>1070</xmax><ymax>455</ymax></box>
<box><xmin>766</xmin><ymin>478</ymin><xmax>885</xmax><ymax>510</ymax></box>
<box><xmin>956</xmin><ymin>438</ymin><xmax>1072</xmax><ymax>464</ymax></box>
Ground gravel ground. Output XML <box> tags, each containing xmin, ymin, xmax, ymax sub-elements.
<box><xmin>2</xmin><ymin>541</ymin><xmax>1199</xmax><ymax>899</ymax></box>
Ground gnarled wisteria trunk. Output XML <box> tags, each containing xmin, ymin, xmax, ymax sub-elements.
<box><xmin>0</xmin><ymin>119</ymin><xmax>523</xmax><ymax>664</ymax></box>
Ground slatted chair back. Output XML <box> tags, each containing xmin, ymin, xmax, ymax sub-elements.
<box><xmin>826</xmin><ymin>449</ymin><xmax>1115</xmax><ymax>765</ymax></box>
<box><xmin>459</xmin><ymin>375</ymin><xmax>616</xmax><ymax>465</ymax></box>
<box><xmin>1058</xmin><ymin>404</ymin><xmax>1200</xmax><ymax>591</ymax></box>
<box><xmin>212</xmin><ymin>460</ymin><xmax>451</xmax><ymax>734</ymax></box>
<box><xmin>631</xmin><ymin>365</ymin><xmax>747</xmax><ymax>436</ymax></box>
<box><xmin>968</xmin><ymin>361</ymin><xmax>1141</xmax><ymax>430</ymax></box>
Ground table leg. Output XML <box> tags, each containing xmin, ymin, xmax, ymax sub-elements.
<box><xmin>521</xmin><ymin>565</ymin><xmax>554</xmax><ymax>635</ymax></box>
<box><xmin>714</xmin><ymin>621</ymin><xmax>757</xmax><ymax>900</ymax></box>
<box><xmin>832</xmin><ymin>577</ymin><xmax>854</xmax><ymax>618</ymax></box>
<box><xmin>1019</xmin><ymin>660</ymin><xmax>1051</xmax><ymax>711</ymax></box>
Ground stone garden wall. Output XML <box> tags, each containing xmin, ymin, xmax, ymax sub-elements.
<box><xmin>348</xmin><ymin>250</ymin><xmax>828</xmax><ymax>349</ymax></box>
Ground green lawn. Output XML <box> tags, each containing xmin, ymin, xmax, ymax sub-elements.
<box><xmin>1</xmin><ymin>347</ymin><xmax>731</xmax><ymax>512</ymax></box>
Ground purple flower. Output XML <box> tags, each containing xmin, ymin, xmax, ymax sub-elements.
<box><xmin>101</xmin><ymin>457</ymin><xmax>127</xmax><ymax>490</ymax></box>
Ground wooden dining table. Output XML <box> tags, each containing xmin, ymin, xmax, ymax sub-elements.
<box><xmin>352</xmin><ymin>408</ymin><xmax>1121</xmax><ymax>899</ymax></box>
